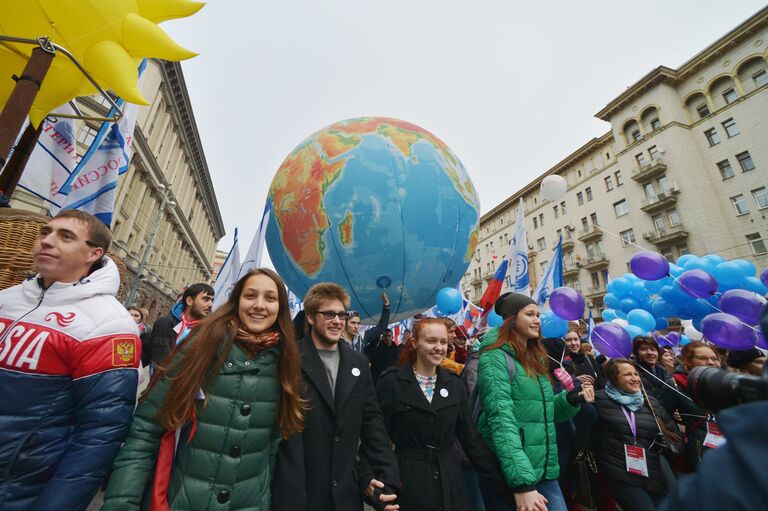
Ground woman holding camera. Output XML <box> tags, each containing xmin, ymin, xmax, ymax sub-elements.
<box><xmin>594</xmin><ymin>359</ymin><xmax>679</xmax><ymax>511</ymax></box>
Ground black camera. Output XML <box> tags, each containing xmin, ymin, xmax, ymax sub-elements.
<box><xmin>688</xmin><ymin>363</ymin><xmax>768</xmax><ymax>413</ymax></box>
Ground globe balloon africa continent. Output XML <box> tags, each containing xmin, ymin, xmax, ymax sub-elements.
<box><xmin>265</xmin><ymin>117</ymin><xmax>481</xmax><ymax>323</ymax></box>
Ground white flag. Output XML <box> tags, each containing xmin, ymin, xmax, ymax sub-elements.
<box><xmin>18</xmin><ymin>104</ymin><xmax>78</xmax><ymax>209</ymax></box>
<box><xmin>288</xmin><ymin>288</ymin><xmax>303</xmax><ymax>319</ymax></box>
<box><xmin>238</xmin><ymin>199</ymin><xmax>272</xmax><ymax>279</ymax></box>
<box><xmin>54</xmin><ymin>60</ymin><xmax>147</xmax><ymax>226</ymax></box>
<box><xmin>534</xmin><ymin>237</ymin><xmax>564</xmax><ymax>306</ymax></box>
<box><xmin>507</xmin><ymin>198</ymin><xmax>530</xmax><ymax>295</ymax></box>
<box><xmin>212</xmin><ymin>229</ymin><xmax>241</xmax><ymax>310</ymax></box>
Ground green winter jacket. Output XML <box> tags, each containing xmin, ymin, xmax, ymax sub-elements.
<box><xmin>476</xmin><ymin>329</ymin><xmax>579</xmax><ymax>490</ymax></box>
<box><xmin>102</xmin><ymin>341</ymin><xmax>282</xmax><ymax>511</ymax></box>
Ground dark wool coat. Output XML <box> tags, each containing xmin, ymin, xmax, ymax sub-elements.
<box><xmin>376</xmin><ymin>364</ymin><xmax>515</xmax><ymax>511</ymax></box>
<box><xmin>272</xmin><ymin>336</ymin><xmax>399</xmax><ymax>511</ymax></box>
<box><xmin>594</xmin><ymin>390</ymin><xmax>677</xmax><ymax>494</ymax></box>
<box><xmin>570</xmin><ymin>352</ymin><xmax>607</xmax><ymax>389</ymax></box>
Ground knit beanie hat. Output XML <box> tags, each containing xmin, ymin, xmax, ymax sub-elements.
<box><xmin>726</xmin><ymin>347</ymin><xmax>763</xmax><ymax>369</ymax></box>
<box><xmin>494</xmin><ymin>292</ymin><xmax>537</xmax><ymax>320</ymax></box>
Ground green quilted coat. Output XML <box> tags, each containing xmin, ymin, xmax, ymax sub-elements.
<box><xmin>476</xmin><ymin>329</ymin><xmax>579</xmax><ymax>490</ymax></box>
<box><xmin>102</xmin><ymin>342</ymin><xmax>282</xmax><ymax>510</ymax></box>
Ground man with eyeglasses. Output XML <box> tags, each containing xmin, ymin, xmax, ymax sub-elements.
<box><xmin>273</xmin><ymin>282</ymin><xmax>400</xmax><ymax>511</ymax></box>
<box><xmin>0</xmin><ymin>210</ymin><xmax>140</xmax><ymax>511</ymax></box>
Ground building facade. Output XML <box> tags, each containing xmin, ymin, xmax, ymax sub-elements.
<box><xmin>462</xmin><ymin>7</ymin><xmax>768</xmax><ymax>318</ymax></box>
<box><xmin>12</xmin><ymin>59</ymin><xmax>225</xmax><ymax>322</ymax></box>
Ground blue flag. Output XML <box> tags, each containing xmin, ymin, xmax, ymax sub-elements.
<box><xmin>534</xmin><ymin>236</ymin><xmax>564</xmax><ymax>306</ymax></box>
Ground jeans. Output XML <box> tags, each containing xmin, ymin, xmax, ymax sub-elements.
<box><xmin>479</xmin><ymin>477</ymin><xmax>567</xmax><ymax>511</ymax></box>
<box><xmin>604</xmin><ymin>478</ymin><xmax>663</xmax><ymax>511</ymax></box>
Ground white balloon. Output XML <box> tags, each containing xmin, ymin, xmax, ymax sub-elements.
<box><xmin>611</xmin><ymin>318</ymin><xmax>629</xmax><ymax>328</ymax></box>
<box><xmin>680</xmin><ymin>319</ymin><xmax>693</xmax><ymax>327</ymax></box>
<box><xmin>684</xmin><ymin>325</ymin><xmax>703</xmax><ymax>341</ymax></box>
<box><xmin>540</xmin><ymin>175</ymin><xmax>568</xmax><ymax>201</ymax></box>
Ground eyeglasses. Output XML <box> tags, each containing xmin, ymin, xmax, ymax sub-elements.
<box><xmin>316</xmin><ymin>310</ymin><xmax>348</xmax><ymax>321</ymax></box>
<box><xmin>693</xmin><ymin>355</ymin><xmax>719</xmax><ymax>363</ymax></box>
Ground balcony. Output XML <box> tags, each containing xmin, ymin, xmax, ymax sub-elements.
<box><xmin>586</xmin><ymin>285</ymin><xmax>608</xmax><ymax>299</ymax></box>
<box><xmin>642</xmin><ymin>224</ymin><xmax>689</xmax><ymax>246</ymax></box>
<box><xmin>561</xmin><ymin>238</ymin><xmax>575</xmax><ymax>251</ymax></box>
<box><xmin>583</xmin><ymin>254</ymin><xmax>609</xmax><ymax>271</ymax></box>
<box><xmin>469</xmin><ymin>275</ymin><xmax>481</xmax><ymax>286</ymax></box>
<box><xmin>631</xmin><ymin>158</ymin><xmax>667</xmax><ymax>182</ymax></box>
<box><xmin>640</xmin><ymin>185</ymin><xmax>681</xmax><ymax>214</ymax></box>
<box><xmin>578</xmin><ymin>225</ymin><xmax>603</xmax><ymax>242</ymax></box>
<box><xmin>562</xmin><ymin>260</ymin><xmax>581</xmax><ymax>277</ymax></box>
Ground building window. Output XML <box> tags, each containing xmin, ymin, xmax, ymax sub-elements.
<box><xmin>704</xmin><ymin>128</ymin><xmax>720</xmax><ymax>146</ymax></box>
<box><xmin>577</xmin><ymin>192</ymin><xmax>584</xmax><ymax>205</ymax></box>
<box><xmin>648</xmin><ymin>146</ymin><xmax>660</xmax><ymax>161</ymax></box>
<box><xmin>667</xmin><ymin>208</ymin><xmax>681</xmax><ymax>227</ymax></box>
<box><xmin>537</xmin><ymin>237</ymin><xmax>546</xmax><ymax>251</ymax></box>
<box><xmin>586</xmin><ymin>187</ymin><xmax>593</xmax><ymax>201</ymax></box>
<box><xmin>485</xmin><ymin>243</ymin><xmax>489</xmax><ymax>254</ymax></box>
<box><xmin>661</xmin><ymin>247</ymin><xmax>674</xmax><ymax>261</ymax></box>
<box><xmin>620</xmin><ymin>228</ymin><xmax>636</xmax><ymax>247</ymax></box>
<box><xmin>696</xmin><ymin>103</ymin><xmax>710</xmax><ymax>118</ymax></box>
<box><xmin>636</xmin><ymin>153</ymin><xmax>647</xmax><ymax>167</ymax></box>
<box><xmin>77</xmin><ymin>125</ymin><xmax>98</xmax><ymax>148</ymax></box>
<box><xmin>561</xmin><ymin>201</ymin><xmax>567</xmax><ymax>214</ymax></box>
<box><xmin>652</xmin><ymin>214</ymin><xmax>665</xmax><ymax>232</ymax></box>
<box><xmin>752</xmin><ymin>187</ymin><xmax>768</xmax><ymax>209</ymax></box>
<box><xmin>586</xmin><ymin>243</ymin><xmax>595</xmax><ymax>258</ymax></box>
<box><xmin>631</xmin><ymin>130</ymin><xmax>641</xmax><ymax>142</ymax></box>
<box><xmin>613</xmin><ymin>199</ymin><xmax>629</xmax><ymax>217</ymax></box>
<box><xmin>590</xmin><ymin>212</ymin><xmax>598</xmax><ymax>226</ymax></box>
<box><xmin>677</xmin><ymin>244</ymin><xmax>690</xmax><ymax>256</ymax></box>
<box><xmin>658</xmin><ymin>175</ymin><xmax>671</xmax><ymax>193</ymax></box>
<box><xmin>731</xmin><ymin>194</ymin><xmax>750</xmax><ymax>215</ymax></box>
<box><xmin>736</xmin><ymin>151</ymin><xmax>755</xmax><ymax>172</ymax></box>
<box><xmin>539</xmin><ymin>213</ymin><xmax>544</xmax><ymax>226</ymax></box>
<box><xmin>747</xmin><ymin>233</ymin><xmax>767</xmax><ymax>255</ymax></box>
<box><xmin>533</xmin><ymin>217</ymin><xmax>538</xmax><ymax>229</ymax></box>
<box><xmin>581</xmin><ymin>217</ymin><xmax>589</xmax><ymax>231</ymax></box>
<box><xmin>754</xmin><ymin>69</ymin><xmax>768</xmax><ymax>88</ymax></box>
<box><xmin>553</xmin><ymin>205</ymin><xmax>559</xmax><ymax>218</ymax></box>
<box><xmin>722</xmin><ymin>88</ymin><xmax>738</xmax><ymax>104</ymax></box>
<box><xmin>604</xmin><ymin>176</ymin><xmax>614</xmax><ymax>191</ymax></box>
<box><xmin>717</xmin><ymin>159</ymin><xmax>734</xmax><ymax>179</ymax></box>
<box><xmin>722</xmin><ymin>118</ymin><xmax>740</xmax><ymax>138</ymax></box>
<box><xmin>591</xmin><ymin>272</ymin><xmax>600</xmax><ymax>288</ymax></box>
<box><xmin>644</xmin><ymin>182</ymin><xmax>657</xmax><ymax>201</ymax></box>
<box><xmin>650</xmin><ymin>117</ymin><xmax>661</xmax><ymax>130</ymax></box>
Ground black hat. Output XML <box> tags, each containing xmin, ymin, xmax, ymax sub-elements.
<box><xmin>726</xmin><ymin>348</ymin><xmax>764</xmax><ymax>369</ymax></box>
<box><xmin>494</xmin><ymin>292</ymin><xmax>537</xmax><ymax>320</ymax></box>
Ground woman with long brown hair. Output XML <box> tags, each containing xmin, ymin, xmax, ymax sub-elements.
<box><xmin>102</xmin><ymin>269</ymin><xmax>305</xmax><ymax>510</ymax></box>
<box><xmin>475</xmin><ymin>293</ymin><xmax>594</xmax><ymax>511</ymax></box>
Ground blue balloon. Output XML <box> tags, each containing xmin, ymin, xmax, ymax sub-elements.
<box><xmin>660</xmin><ymin>285</ymin><xmax>689</xmax><ymax>306</ymax></box>
<box><xmin>615</xmin><ymin>309</ymin><xmax>628</xmax><ymax>319</ymax></box>
<box><xmin>620</xmin><ymin>297</ymin><xmax>639</xmax><ymax>313</ymax></box>
<box><xmin>624</xmin><ymin>273</ymin><xmax>642</xmax><ymax>284</ymax></box>
<box><xmin>488</xmin><ymin>310</ymin><xmax>503</xmax><ymax>328</ymax></box>
<box><xmin>436</xmin><ymin>287</ymin><xmax>462</xmax><ymax>315</ymax></box>
<box><xmin>602</xmin><ymin>309</ymin><xmax>619</xmax><ymax>322</ymax></box>
<box><xmin>611</xmin><ymin>277</ymin><xmax>631</xmax><ymax>296</ymax></box>
<box><xmin>679</xmin><ymin>336</ymin><xmax>692</xmax><ymax>346</ymax></box>
<box><xmin>541</xmin><ymin>311</ymin><xmax>569</xmax><ymax>338</ymax></box>
<box><xmin>603</xmin><ymin>293</ymin><xmax>621</xmax><ymax>309</ymax></box>
<box><xmin>627</xmin><ymin>309</ymin><xmax>656</xmax><ymax>332</ymax></box>
<box><xmin>703</xmin><ymin>254</ymin><xmax>725</xmax><ymax>267</ymax></box>
<box><xmin>630</xmin><ymin>282</ymin><xmax>650</xmax><ymax>302</ymax></box>
<box><xmin>732</xmin><ymin>259</ymin><xmax>756</xmax><ymax>277</ymax></box>
<box><xmin>714</xmin><ymin>262</ymin><xmax>744</xmax><ymax>287</ymax></box>
<box><xmin>676</xmin><ymin>254</ymin><xmax>697</xmax><ymax>267</ymax></box>
<box><xmin>624</xmin><ymin>324</ymin><xmax>646</xmax><ymax>340</ymax></box>
<box><xmin>684</xmin><ymin>258</ymin><xmax>714</xmax><ymax>274</ymax></box>
<box><xmin>655</xmin><ymin>317</ymin><xmax>669</xmax><ymax>330</ymax></box>
<box><xmin>651</xmin><ymin>298</ymin><xmax>676</xmax><ymax>318</ymax></box>
<box><xmin>606</xmin><ymin>280</ymin><xmax>617</xmax><ymax>294</ymax></box>
<box><xmin>644</xmin><ymin>277</ymin><xmax>669</xmax><ymax>295</ymax></box>
<box><xmin>692</xmin><ymin>316</ymin><xmax>703</xmax><ymax>332</ymax></box>
<box><xmin>742</xmin><ymin>276</ymin><xmax>768</xmax><ymax>295</ymax></box>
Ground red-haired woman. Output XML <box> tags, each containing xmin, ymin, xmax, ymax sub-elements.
<box><xmin>102</xmin><ymin>269</ymin><xmax>305</xmax><ymax>510</ymax></box>
<box><xmin>476</xmin><ymin>293</ymin><xmax>594</xmax><ymax>511</ymax></box>
<box><xmin>375</xmin><ymin>318</ymin><xmax>515</xmax><ymax>510</ymax></box>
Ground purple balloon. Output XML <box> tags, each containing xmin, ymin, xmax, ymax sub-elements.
<box><xmin>666</xmin><ymin>331</ymin><xmax>681</xmax><ymax>345</ymax></box>
<box><xmin>678</xmin><ymin>270</ymin><xmax>718</xmax><ymax>298</ymax></box>
<box><xmin>761</xmin><ymin>267</ymin><xmax>768</xmax><ymax>288</ymax></box>
<box><xmin>549</xmin><ymin>287</ymin><xmax>586</xmax><ymax>320</ymax></box>
<box><xmin>719</xmin><ymin>289</ymin><xmax>763</xmax><ymax>325</ymax></box>
<box><xmin>591</xmin><ymin>322</ymin><xmax>632</xmax><ymax>358</ymax></box>
<box><xmin>701</xmin><ymin>313</ymin><xmax>756</xmax><ymax>350</ymax></box>
<box><xmin>630</xmin><ymin>251</ymin><xmax>670</xmax><ymax>281</ymax></box>
<box><xmin>756</xmin><ymin>330</ymin><xmax>768</xmax><ymax>350</ymax></box>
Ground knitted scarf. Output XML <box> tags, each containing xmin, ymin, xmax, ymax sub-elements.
<box><xmin>236</xmin><ymin>329</ymin><xmax>280</xmax><ymax>357</ymax></box>
<box><xmin>605</xmin><ymin>382</ymin><xmax>644</xmax><ymax>411</ymax></box>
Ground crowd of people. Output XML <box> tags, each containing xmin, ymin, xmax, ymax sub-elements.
<box><xmin>0</xmin><ymin>210</ymin><xmax>765</xmax><ymax>511</ymax></box>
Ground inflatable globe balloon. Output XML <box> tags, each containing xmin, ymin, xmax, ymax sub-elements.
<box><xmin>265</xmin><ymin>117</ymin><xmax>481</xmax><ymax>323</ymax></box>
<box><xmin>540</xmin><ymin>175</ymin><xmax>567</xmax><ymax>201</ymax></box>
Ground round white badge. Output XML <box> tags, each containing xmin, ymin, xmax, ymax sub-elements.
<box><xmin>440</xmin><ymin>388</ymin><xmax>449</xmax><ymax>398</ymax></box>
<box><xmin>351</xmin><ymin>367</ymin><xmax>361</xmax><ymax>377</ymax></box>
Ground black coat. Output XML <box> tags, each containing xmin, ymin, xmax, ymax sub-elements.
<box><xmin>570</xmin><ymin>352</ymin><xmax>607</xmax><ymax>389</ymax></box>
<box><xmin>272</xmin><ymin>336</ymin><xmax>399</xmax><ymax>511</ymax></box>
<box><xmin>594</xmin><ymin>390</ymin><xmax>676</xmax><ymax>493</ymax></box>
<box><xmin>375</xmin><ymin>365</ymin><xmax>515</xmax><ymax>511</ymax></box>
<box><xmin>147</xmin><ymin>313</ymin><xmax>180</xmax><ymax>365</ymax></box>
<box><xmin>637</xmin><ymin>361</ymin><xmax>672</xmax><ymax>399</ymax></box>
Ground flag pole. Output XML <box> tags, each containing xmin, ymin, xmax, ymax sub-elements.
<box><xmin>0</xmin><ymin>123</ymin><xmax>43</xmax><ymax>197</ymax></box>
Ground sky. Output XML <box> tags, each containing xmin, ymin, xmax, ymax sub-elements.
<box><xmin>162</xmin><ymin>0</ymin><xmax>766</xmax><ymax>254</ymax></box>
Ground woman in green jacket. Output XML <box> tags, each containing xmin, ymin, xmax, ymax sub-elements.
<box><xmin>102</xmin><ymin>269</ymin><xmax>305</xmax><ymax>510</ymax></box>
<box><xmin>477</xmin><ymin>293</ymin><xmax>594</xmax><ymax>511</ymax></box>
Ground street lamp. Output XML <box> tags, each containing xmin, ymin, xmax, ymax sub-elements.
<box><xmin>124</xmin><ymin>184</ymin><xmax>176</xmax><ymax>306</ymax></box>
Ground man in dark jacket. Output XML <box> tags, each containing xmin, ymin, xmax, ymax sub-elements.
<box><xmin>148</xmin><ymin>283</ymin><xmax>213</xmax><ymax>367</ymax></box>
<box><xmin>632</xmin><ymin>336</ymin><xmax>673</xmax><ymax>398</ymax></box>
<box><xmin>273</xmin><ymin>283</ymin><xmax>399</xmax><ymax>511</ymax></box>
<box><xmin>0</xmin><ymin>210</ymin><xmax>140</xmax><ymax>511</ymax></box>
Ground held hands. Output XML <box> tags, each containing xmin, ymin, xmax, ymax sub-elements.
<box><xmin>514</xmin><ymin>489</ymin><xmax>548</xmax><ymax>511</ymax></box>
<box><xmin>365</xmin><ymin>478</ymin><xmax>399</xmax><ymax>511</ymax></box>
<box><xmin>579</xmin><ymin>382</ymin><xmax>595</xmax><ymax>403</ymax></box>
<box><xmin>575</xmin><ymin>374</ymin><xmax>595</xmax><ymax>386</ymax></box>
<box><xmin>381</xmin><ymin>292</ymin><xmax>390</xmax><ymax>308</ymax></box>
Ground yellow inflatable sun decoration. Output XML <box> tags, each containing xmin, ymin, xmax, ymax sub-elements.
<box><xmin>0</xmin><ymin>0</ymin><xmax>204</xmax><ymax>127</ymax></box>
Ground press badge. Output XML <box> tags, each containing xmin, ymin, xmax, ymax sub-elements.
<box><xmin>703</xmin><ymin>421</ymin><xmax>726</xmax><ymax>449</ymax></box>
<box><xmin>624</xmin><ymin>444</ymin><xmax>649</xmax><ymax>477</ymax></box>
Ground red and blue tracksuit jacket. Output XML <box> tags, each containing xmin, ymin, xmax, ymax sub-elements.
<box><xmin>0</xmin><ymin>257</ymin><xmax>140</xmax><ymax>511</ymax></box>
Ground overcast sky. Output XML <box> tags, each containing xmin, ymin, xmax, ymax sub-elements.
<box><xmin>162</xmin><ymin>0</ymin><xmax>766</xmax><ymax>254</ymax></box>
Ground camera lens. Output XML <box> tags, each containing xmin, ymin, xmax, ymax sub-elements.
<box><xmin>689</xmin><ymin>366</ymin><xmax>767</xmax><ymax>413</ymax></box>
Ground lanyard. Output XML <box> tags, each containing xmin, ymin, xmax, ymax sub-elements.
<box><xmin>621</xmin><ymin>407</ymin><xmax>637</xmax><ymax>442</ymax></box>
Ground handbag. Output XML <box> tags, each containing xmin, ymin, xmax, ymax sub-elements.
<box><xmin>570</xmin><ymin>449</ymin><xmax>599</xmax><ymax>508</ymax></box>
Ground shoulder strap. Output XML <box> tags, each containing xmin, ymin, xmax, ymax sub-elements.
<box><xmin>503</xmin><ymin>351</ymin><xmax>516</xmax><ymax>380</ymax></box>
